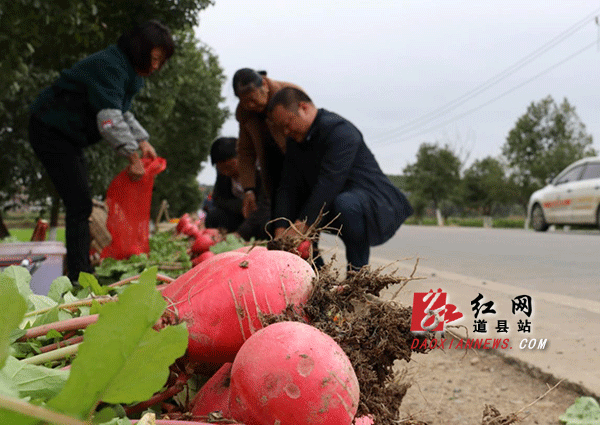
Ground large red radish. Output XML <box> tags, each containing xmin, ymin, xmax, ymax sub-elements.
<box><xmin>160</xmin><ymin>249</ymin><xmax>315</xmax><ymax>368</ymax></box>
<box><xmin>228</xmin><ymin>321</ymin><xmax>360</xmax><ymax>425</ymax></box>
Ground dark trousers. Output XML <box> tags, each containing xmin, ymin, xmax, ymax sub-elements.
<box><xmin>205</xmin><ymin>205</ymin><xmax>244</xmax><ymax>234</ymax></box>
<box><xmin>327</xmin><ymin>191</ymin><xmax>370</xmax><ymax>271</ymax></box>
<box><xmin>29</xmin><ymin>116</ymin><xmax>93</xmax><ymax>282</ymax></box>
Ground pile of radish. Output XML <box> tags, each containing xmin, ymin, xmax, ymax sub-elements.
<box><xmin>174</xmin><ymin>213</ymin><xmax>220</xmax><ymax>266</ymax></box>
<box><xmin>92</xmin><ymin>212</ymin><xmax>386</xmax><ymax>424</ymax></box>
<box><xmin>149</xmin><ymin>227</ymin><xmax>374</xmax><ymax>424</ymax></box>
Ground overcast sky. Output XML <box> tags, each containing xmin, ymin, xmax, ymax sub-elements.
<box><xmin>194</xmin><ymin>1</ymin><xmax>600</xmax><ymax>185</ymax></box>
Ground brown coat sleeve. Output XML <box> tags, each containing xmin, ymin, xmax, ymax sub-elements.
<box><xmin>235</xmin><ymin>104</ymin><xmax>258</xmax><ymax>190</ymax></box>
<box><xmin>264</xmin><ymin>78</ymin><xmax>304</xmax><ymax>154</ymax></box>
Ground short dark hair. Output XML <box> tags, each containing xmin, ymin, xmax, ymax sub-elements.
<box><xmin>210</xmin><ymin>137</ymin><xmax>238</xmax><ymax>165</ymax></box>
<box><xmin>266</xmin><ymin>87</ymin><xmax>313</xmax><ymax>115</ymax></box>
<box><xmin>232</xmin><ymin>68</ymin><xmax>267</xmax><ymax>97</ymax></box>
<box><xmin>117</xmin><ymin>20</ymin><xmax>175</xmax><ymax>73</ymax></box>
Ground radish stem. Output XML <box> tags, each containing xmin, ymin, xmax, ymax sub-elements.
<box><xmin>24</xmin><ymin>296</ymin><xmax>116</xmax><ymax>318</ymax></box>
<box><xmin>0</xmin><ymin>394</ymin><xmax>85</xmax><ymax>425</ymax></box>
<box><xmin>21</xmin><ymin>343</ymin><xmax>80</xmax><ymax>365</ymax></box>
<box><xmin>40</xmin><ymin>335</ymin><xmax>84</xmax><ymax>353</ymax></box>
<box><xmin>108</xmin><ymin>273</ymin><xmax>175</xmax><ymax>288</ymax></box>
<box><xmin>18</xmin><ymin>314</ymin><xmax>99</xmax><ymax>341</ymax></box>
<box><xmin>132</xmin><ymin>421</ymin><xmax>240</xmax><ymax>425</ymax></box>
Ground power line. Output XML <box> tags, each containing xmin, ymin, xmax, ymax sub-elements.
<box><xmin>370</xmin><ymin>7</ymin><xmax>600</xmax><ymax>144</ymax></box>
<box><xmin>375</xmin><ymin>39</ymin><xmax>597</xmax><ymax>147</ymax></box>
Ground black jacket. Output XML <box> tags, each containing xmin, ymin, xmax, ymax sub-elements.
<box><xmin>211</xmin><ymin>172</ymin><xmax>270</xmax><ymax>240</ymax></box>
<box><xmin>212</xmin><ymin>173</ymin><xmax>244</xmax><ymax>215</ymax></box>
<box><xmin>274</xmin><ymin>109</ymin><xmax>413</xmax><ymax>246</ymax></box>
<box><xmin>29</xmin><ymin>45</ymin><xmax>145</xmax><ymax>155</ymax></box>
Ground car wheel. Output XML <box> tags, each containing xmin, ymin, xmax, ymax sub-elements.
<box><xmin>531</xmin><ymin>204</ymin><xmax>549</xmax><ymax>232</ymax></box>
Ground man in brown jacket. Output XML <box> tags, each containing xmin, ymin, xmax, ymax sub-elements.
<box><xmin>232</xmin><ymin>68</ymin><xmax>302</xmax><ymax>220</ymax></box>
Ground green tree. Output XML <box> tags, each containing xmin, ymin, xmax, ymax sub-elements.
<box><xmin>501</xmin><ymin>96</ymin><xmax>596</xmax><ymax>206</ymax></box>
<box><xmin>461</xmin><ymin>156</ymin><xmax>513</xmax><ymax>216</ymax></box>
<box><xmin>403</xmin><ymin>143</ymin><xmax>461</xmax><ymax>222</ymax></box>
<box><xmin>0</xmin><ymin>0</ymin><xmax>225</xmax><ymax>235</ymax></box>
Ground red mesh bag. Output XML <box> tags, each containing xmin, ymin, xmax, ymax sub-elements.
<box><xmin>101</xmin><ymin>157</ymin><xmax>166</xmax><ymax>260</ymax></box>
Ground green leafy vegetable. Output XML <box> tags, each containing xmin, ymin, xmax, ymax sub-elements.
<box><xmin>95</xmin><ymin>231</ymin><xmax>192</xmax><ymax>284</ymax></box>
<box><xmin>2</xmin><ymin>266</ymin><xmax>32</xmax><ymax>299</ymax></box>
<box><xmin>28</xmin><ymin>294</ymin><xmax>57</xmax><ymax>312</ymax></box>
<box><xmin>0</xmin><ymin>356</ymin><xmax>68</xmax><ymax>400</ymax></box>
<box><xmin>47</xmin><ymin>267</ymin><xmax>188</xmax><ymax>420</ymax></box>
<box><xmin>0</xmin><ymin>270</ymin><xmax>28</xmax><ymax>368</ymax></box>
<box><xmin>79</xmin><ymin>272</ymin><xmax>109</xmax><ymax>296</ymax></box>
<box><xmin>48</xmin><ymin>277</ymin><xmax>73</xmax><ymax>303</ymax></box>
<box><xmin>210</xmin><ymin>233</ymin><xmax>248</xmax><ymax>254</ymax></box>
<box><xmin>560</xmin><ymin>396</ymin><xmax>600</xmax><ymax>424</ymax></box>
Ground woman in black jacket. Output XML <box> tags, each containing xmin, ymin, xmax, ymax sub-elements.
<box><xmin>29</xmin><ymin>20</ymin><xmax>175</xmax><ymax>283</ymax></box>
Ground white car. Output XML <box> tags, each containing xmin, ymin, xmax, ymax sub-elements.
<box><xmin>528</xmin><ymin>156</ymin><xmax>600</xmax><ymax>231</ymax></box>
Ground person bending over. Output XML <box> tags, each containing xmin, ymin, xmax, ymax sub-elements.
<box><xmin>205</xmin><ymin>137</ymin><xmax>270</xmax><ymax>240</ymax></box>
<box><xmin>29</xmin><ymin>20</ymin><xmax>175</xmax><ymax>283</ymax></box>
<box><xmin>266</xmin><ymin>87</ymin><xmax>413</xmax><ymax>270</ymax></box>
<box><xmin>232</xmin><ymin>68</ymin><xmax>303</xmax><ymax>223</ymax></box>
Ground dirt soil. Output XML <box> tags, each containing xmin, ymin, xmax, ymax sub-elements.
<box><xmin>397</xmin><ymin>346</ymin><xmax>581</xmax><ymax>425</ymax></box>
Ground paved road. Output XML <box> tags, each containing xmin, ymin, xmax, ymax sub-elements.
<box><xmin>323</xmin><ymin>225</ymin><xmax>600</xmax><ymax>302</ymax></box>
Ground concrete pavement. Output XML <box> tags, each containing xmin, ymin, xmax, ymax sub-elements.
<box><xmin>321</xmin><ymin>244</ymin><xmax>600</xmax><ymax>399</ymax></box>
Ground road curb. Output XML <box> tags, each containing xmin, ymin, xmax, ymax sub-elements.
<box><xmin>486</xmin><ymin>347</ymin><xmax>600</xmax><ymax>399</ymax></box>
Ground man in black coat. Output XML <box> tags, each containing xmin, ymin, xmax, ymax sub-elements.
<box><xmin>205</xmin><ymin>137</ymin><xmax>270</xmax><ymax>240</ymax></box>
<box><xmin>266</xmin><ymin>87</ymin><xmax>413</xmax><ymax>270</ymax></box>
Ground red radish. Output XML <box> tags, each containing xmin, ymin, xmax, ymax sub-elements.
<box><xmin>296</xmin><ymin>239</ymin><xmax>311</xmax><ymax>260</ymax></box>
<box><xmin>354</xmin><ymin>416</ymin><xmax>375</xmax><ymax>424</ymax></box>
<box><xmin>160</xmin><ymin>250</ymin><xmax>243</xmax><ymax>302</ymax></box>
<box><xmin>181</xmin><ymin>221</ymin><xmax>199</xmax><ymax>237</ymax></box>
<box><xmin>160</xmin><ymin>249</ymin><xmax>315</xmax><ymax>367</ymax></box>
<box><xmin>191</xmin><ymin>233</ymin><xmax>216</xmax><ymax>254</ymax></box>
<box><xmin>191</xmin><ymin>250</ymin><xmax>215</xmax><ymax>266</ymax></box>
<box><xmin>176</xmin><ymin>213</ymin><xmax>191</xmax><ymax>234</ymax></box>
<box><xmin>190</xmin><ymin>227</ymin><xmax>204</xmax><ymax>240</ymax></box>
<box><xmin>202</xmin><ymin>227</ymin><xmax>221</xmax><ymax>239</ymax></box>
<box><xmin>228</xmin><ymin>321</ymin><xmax>360</xmax><ymax>425</ymax></box>
<box><xmin>190</xmin><ymin>363</ymin><xmax>233</xmax><ymax>417</ymax></box>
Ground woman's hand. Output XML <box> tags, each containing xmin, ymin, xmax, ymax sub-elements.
<box><xmin>138</xmin><ymin>140</ymin><xmax>157</xmax><ymax>159</ymax></box>
<box><xmin>127</xmin><ymin>152</ymin><xmax>145</xmax><ymax>181</ymax></box>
